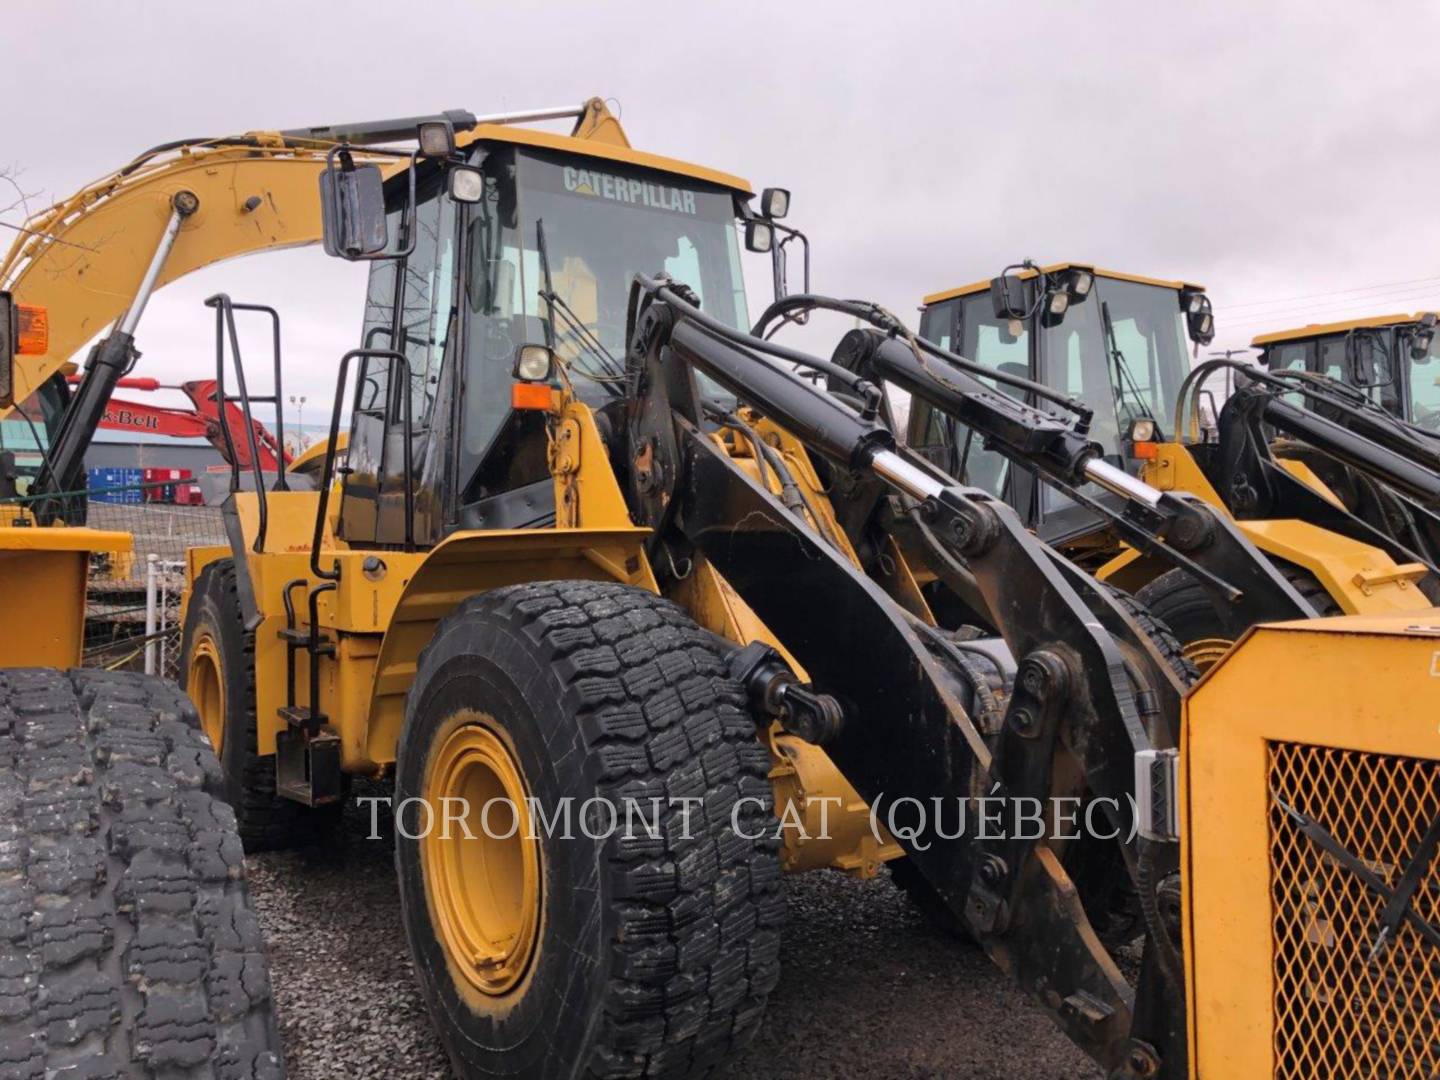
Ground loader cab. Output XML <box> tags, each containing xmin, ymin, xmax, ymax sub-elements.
<box><xmin>1254</xmin><ymin>314</ymin><xmax>1438</xmax><ymax>430</ymax></box>
<box><xmin>910</xmin><ymin>264</ymin><xmax>1203</xmax><ymax>545</ymax></box>
<box><xmin>332</xmin><ymin>131</ymin><xmax>754</xmax><ymax>548</ymax></box>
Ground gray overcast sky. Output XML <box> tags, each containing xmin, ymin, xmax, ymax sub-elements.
<box><xmin>6</xmin><ymin>0</ymin><xmax>1440</xmax><ymax>420</ymax></box>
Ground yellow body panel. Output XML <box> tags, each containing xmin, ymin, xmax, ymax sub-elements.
<box><xmin>922</xmin><ymin>263</ymin><xmax>1204</xmax><ymax>307</ymax></box>
<box><xmin>1098</xmin><ymin>442</ymin><xmax>1434</xmax><ymax>616</ymax></box>
<box><xmin>0</xmin><ymin>525</ymin><xmax>129</xmax><ymax>666</ymax></box>
<box><xmin>1183</xmin><ymin>613</ymin><xmax>1440</xmax><ymax>1076</ymax></box>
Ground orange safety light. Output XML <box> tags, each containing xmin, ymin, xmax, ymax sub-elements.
<box><xmin>511</xmin><ymin>381</ymin><xmax>554</xmax><ymax>411</ymax></box>
<box><xmin>1132</xmin><ymin>440</ymin><xmax>1160</xmax><ymax>460</ymax></box>
<box><xmin>16</xmin><ymin>303</ymin><xmax>48</xmax><ymax>355</ymax></box>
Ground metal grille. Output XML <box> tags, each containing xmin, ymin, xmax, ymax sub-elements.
<box><xmin>1269</xmin><ymin>741</ymin><xmax>1440</xmax><ymax>1079</ymax></box>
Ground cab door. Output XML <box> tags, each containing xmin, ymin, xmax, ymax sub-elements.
<box><xmin>339</xmin><ymin>167</ymin><xmax>458</xmax><ymax>546</ymax></box>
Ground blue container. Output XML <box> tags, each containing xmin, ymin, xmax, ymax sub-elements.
<box><xmin>87</xmin><ymin>467</ymin><xmax>145</xmax><ymax>503</ymax></box>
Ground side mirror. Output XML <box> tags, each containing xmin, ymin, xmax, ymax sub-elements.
<box><xmin>989</xmin><ymin>274</ymin><xmax>1028</xmax><ymax>321</ymax></box>
<box><xmin>744</xmin><ymin>220</ymin><xmax>774</xmax><ymax>253</ymax></box>
<box><xmin>0</xmin><ymin>292</ymin><xmax>13</xmax><ymax>409</ymax></box>
<box><xmin>1409</xmin><ymin>315</ymin><xmax>1437</xmax><ymax>363</ymax></box>
<box><xmin>1182</xmin><ymin>290</ymin><xmax>1215</xmax><ymax>346</ymax></box>
<box><xmin>1346</xmin><ymin>330</ymin><xmax>1394</xmax><ymax>388</ymax></box>
<box><xmin>0</xmin><ymin>292</ymin><xmax>48</xmax><ymax>409</ymax></box>
<box><xmin>319</xmin><ymin>161</ymin><xmax>388</xmax><ymax>259</ymax></box>
<box><xmin>760</xmin><ymin>187</ymin><xmax>790</xmax><ymax>220</ymax></box>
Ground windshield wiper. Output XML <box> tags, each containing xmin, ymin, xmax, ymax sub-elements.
<box><xmin>535</xmin><ymin>218</ymin><xmax>557</xmax><ymax>350</ymax></box>
<box><xmin>533</xmin><ymin>218</ymin><xmax>625</xmax><ymax>395</ymax></box>
<box><xmin>1101</xmin><ymin>300</ymin><xmax>1159</xmax><ymax>435</ymax></box>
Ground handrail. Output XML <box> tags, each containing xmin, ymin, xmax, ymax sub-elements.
<box><xmin>205</xmin><ymin>293</ymin><xmax>276</xmax><ymax>551</ymax></box>
<box><xmin>312</xmin><ymin>348</ymin><xmax>414</xmax><ymax>580</ymax></box>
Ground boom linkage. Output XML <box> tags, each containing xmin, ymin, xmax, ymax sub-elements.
<box><xmin>796</xmin><ymin>303</ymin><xmax>1317</xmax><ymax>636</ymax></box>
<box><xmin>622</xmin><ymin>276</ymin><xmax>1191</xmax><ymax>1077</ymax></box>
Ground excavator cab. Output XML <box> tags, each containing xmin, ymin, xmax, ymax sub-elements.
<box><xmin>907</xmin><ymin>264</ymin><xmax>1211</xmax><ymax>546</ymax></box>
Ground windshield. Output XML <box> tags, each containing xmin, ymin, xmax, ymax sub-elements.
<box><xmin>1410</xmin><ymin>331</ymin><xmax>1440</xmax><ymax>431</ymax></box>
<box><xmin>912</xmin><ymin>274</ymin><xmax>1197</xmax><ymax>519</ymax></box>
<box><xmin>462</xmin><ymin>146</ymin><xmax>747</xmax><ymax>467</ymax></box>
<box><xmin>1038</xmin><ymin>278</ymin><xmax>1191</xmax><ymax>511</ymax></box>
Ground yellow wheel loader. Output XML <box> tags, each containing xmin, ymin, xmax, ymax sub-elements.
<box><xmin>9</xmin><ymin>107</ymin><xmax>1440</xmax><ymax>1080</ymax></box>
<box><xmin>903</xmin><ymin>263</ymin><xmax>1440</xmax><ymax>668</ymax></box>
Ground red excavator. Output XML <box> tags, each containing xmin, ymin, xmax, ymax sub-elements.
<box><xmin>71</xmin><ymin>375</ymin><xmax>290</xmax><ymax>470</ymax></box>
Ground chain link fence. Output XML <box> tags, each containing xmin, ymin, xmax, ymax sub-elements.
<box><xmin>2</xmin><ymin>481</ymin><xmax>228</xmax><ymax>682</ymax></box>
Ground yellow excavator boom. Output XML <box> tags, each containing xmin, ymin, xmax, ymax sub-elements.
<box><xmin>0</xmin><ymin>97</ymin><xmax>634</xmax><ymax>419</ymax></box>
<box><xmin>0</xmin><ymin>138</ymin><xmax>397</xmax><ymax>415</ymax></box>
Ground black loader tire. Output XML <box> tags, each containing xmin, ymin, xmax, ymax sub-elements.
<box><xmin>180</xmin><ymin>559</ymin><xmax>341</xmax><ymax>852</ymax></box>
<box><xmin>0</xmin><ymin>667</ymin><xmax>282</xmax><ymax>1079</ymax></box>
<box><xmin>395</xmin><ymin>580</ymin><xmax>783</xmax><ymax>1080</ymax></box>
<box><xmin>1136</xmin><ymin>562</ymin><xmax>1339</xmax><ymax>672</ymax></box>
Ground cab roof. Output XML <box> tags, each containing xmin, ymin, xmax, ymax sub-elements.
<box><xmin>922</xmin><ymin>263</ymin><xmax>1205</xmax><ymax>308</ymax></box>
<box><xmin>456</xmin><ymin>119</ymin><xmax>753</xmax><ymax>197</ymax></box>
<box><xmin>1251</xmin><ymin>312</ymin><xmax>1440</xmax><ymax>348</ymax></box>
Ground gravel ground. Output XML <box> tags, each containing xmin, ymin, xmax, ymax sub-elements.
<box><xmin>247</xmin><ymin>794</ymin><xmax>1102</xmax><ymax>1080</ymax></box>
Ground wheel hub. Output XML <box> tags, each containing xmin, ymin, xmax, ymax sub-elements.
<box><xmin>187</xmin><ymin>636</ymin><xmax>225</xmax><ymax>754</ymax></box>
<box><xmin>1183</xmin><ymin>636</ymin><xmax>1233</xmax><ymax>672</ymax></box>
<box><xmin>422</xmin><ymin>719</ymin><xmax>542</xmax><ymax>998</ymax></box>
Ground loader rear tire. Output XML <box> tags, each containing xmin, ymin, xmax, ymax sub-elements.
<box><xmin>1136</xmin><ymin>563</ymin><xmax>1338</xmax><ymax>672</ymax></box>
<box><xmin>180</xmin><ymin>559</ymin><xmax>341</xmax><ymax>852</ymax></box>
<box><xmin>395</xmin><ymin>581</ymin><xmax>783</xmax><ymax>1080</ymax></box>
<box><xmin>0</xmin><ymin>667</ymin><xmax>282</xmax><ymax>1079</ymax></box>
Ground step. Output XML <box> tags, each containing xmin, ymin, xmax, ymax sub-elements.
<box><xmin>278</xmin><ymin>705</ymin><xmax>327</xmax><ymax>730</ymax></box>
<box><xmin>275</xmin><ymin>728</ymin><xmax>342</xmax><ymax>807</ymax></box>
<box><xmin>276</xmin><ymin>626</ymin><xmax>336</xmax><ymax>656</ymax></box>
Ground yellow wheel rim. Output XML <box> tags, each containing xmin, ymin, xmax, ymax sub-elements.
<box><xmin>422</xmin><ymin>717</ymin><xmax>542</xmax><ymax>999</ymax></box>
<box><xmin>187</xmin><ymin>635</ymin><xmax>225</xmax><ymax>754</ymax></box>
<box><xmin>1184</xmin><ymin>637</ymin><xmax>1234</xmax><ymax>673</ymax></box>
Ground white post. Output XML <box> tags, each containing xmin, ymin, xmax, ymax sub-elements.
<box><xmin>145</xmin><ymin>554</ymin><xmax>159</xmax><ymax>675</ymax></box>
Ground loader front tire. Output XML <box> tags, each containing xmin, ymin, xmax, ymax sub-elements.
<box><xmin>0</xmin><ymin>668</ymin><xmax>282</xmax><ymax>1079</ymax></box>
<box><xmin>1136</xmin><ymin>563</ymin><xmax>1338</xmax><ymax>672</ymax></box>
<box><xmin>396</xmin><ymin>581</ymin><xmax>783</xmax><ymax>1080</ymax></box>
<box><xmin>180</xmin><ymin>559</ymin><xmax>340</xmax><ymax>852</ymax></box>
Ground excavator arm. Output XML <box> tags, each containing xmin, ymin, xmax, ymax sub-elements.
<box><xmin>0</xmin><ymin>135</ymin><xmax>396</xmax><ymax>412</ymax></box>
<box><xmin>0</xmin><ymin>97</ymin><xmax>626</xmax><ymax>504</ymax></box>
<box><xmin>76</xmin><ymin>376</ymin><xmax>289</xmax><ymax>470</ymax></box>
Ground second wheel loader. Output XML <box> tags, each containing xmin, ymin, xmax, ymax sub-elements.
<box><xmin>904</xmin><ymin>262</ymin><xmax>1440</xmax><ymax>667</ymax></box>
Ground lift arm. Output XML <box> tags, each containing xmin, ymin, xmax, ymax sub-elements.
<box><xmin>753</xmin><ymin>294</ymin><xmax>1316</xmax><ymax>637</ymax></box>
<box><xmin>624</xmin><ymin>276</ymin><xmax>1191</xmax><ymax>1077</ymax></box>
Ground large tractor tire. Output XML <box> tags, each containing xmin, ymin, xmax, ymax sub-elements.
<box><xmin>180</xmin><ymin>559</ymin><xmax>341</xmax><ymax>852</ymax></box>
<box><xmin>0</xmin><ymin>667</ymin><xmax>282</xmax><ymax>1079</ymax></box>
<box><xmin>1136</xmin><ymin>562</ymin><xmax>1339</xmax><ymax>672</ymax></box>
<box><xmin>395</xmin><ymin>581</ymin><xmax>783</xmax><ymax>1080</ymax></box>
